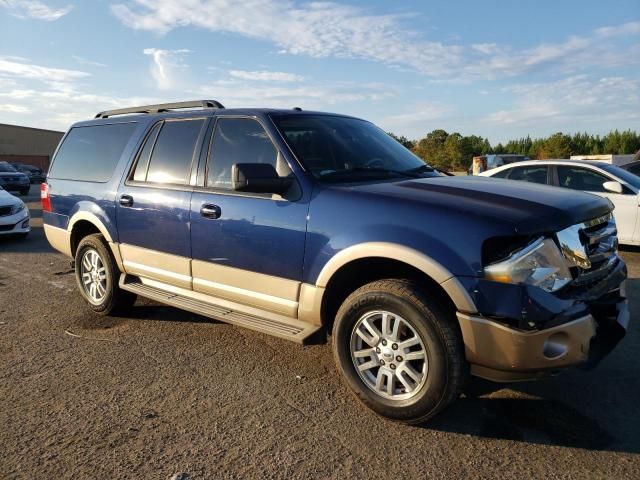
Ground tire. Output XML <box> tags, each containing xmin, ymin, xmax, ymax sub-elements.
<box><xmin>332</xmin><ymin>279</ymin><xmax>468</xmax><ymax>424</ymax></box>
<box><xmin>74</xmin><ymin>233</ymin><xmax>137</xmax><ymax>315</ymax></box>
<box><xmin>20</xmin><ymin>188</ymin><xmax>29</xmax><ymax>195</ymax></box>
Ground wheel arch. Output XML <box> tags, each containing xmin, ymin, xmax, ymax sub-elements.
<box><xmin>315</xmin><ymin>243</ymin><xmax>477</xmax><ymax>331</ymax></box>
<box><xmin>67</xmin><ymin>212</ymin><xmax>124</xmax><ymax>272</ymax></box>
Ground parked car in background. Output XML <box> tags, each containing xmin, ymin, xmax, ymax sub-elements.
<box><xmin>620</xmin><ymin>161</ymin><xmax>640</xmax><ymax>177</ymax></box>
<box><xmin>10</xmin><ymin>163</ymin><xmax>46</xmax><ymax>183</ymax></box>
<box><xmin>0</xmin><ymin>162</ymin><xmax>31</xmax><ymax>195</ymax></box>
<box><xmin>480</xmin><ymin>160</ymin><xmax>640</xmax><ymax>246</ymax></box>
<box><xmin>0</xmin><ymin>185</ymin><xmax>30</xmax><ymax>238</ymax></box>
<box><xmin>42</xmin><ymin>100</ymin><xmax>628</xmax><ymax>423</ymax></box>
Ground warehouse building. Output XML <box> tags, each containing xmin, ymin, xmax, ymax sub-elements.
<box><xmin>0</xmin><ymin>123</ymin><xmax>64</xmax><ymax>171</ymax></box>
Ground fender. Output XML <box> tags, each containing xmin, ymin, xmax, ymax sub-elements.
<box><xmin>67</xmin><ymin>211</ymin><xmax>114</xmax><ymax>243</ymax></box>
<box><xmin>45</xmin><ymin>210</ymin><xmax>125</xmax><ymax>271</ymax></box>
<box><xmin>315</xmin><ymin>242</ymin><xmax>477</xmax><ymax>314</ymax></box>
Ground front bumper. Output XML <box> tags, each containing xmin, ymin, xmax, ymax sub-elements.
<box><xmin>458</xmin><ymin>259</ymin><xmax>629</xmax><ymax>382</ymax></box>
<box><xmin>0</xmin><ymin>212</ymin><xmax>30</xmax><ymax>235</ymax></box>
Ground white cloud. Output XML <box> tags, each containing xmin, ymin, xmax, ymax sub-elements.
<box><xmin>595</xmin><ymin>20</ymin><xmax>640</xmax><ymax>38</ymax></box>
<box><xmin>486</xmin><ymin>75</ymin><xmax>640</xmax><ymax>126</ymax></box>
<box><xmin>111</xmin><ymin>2</ymin><xmax>640</xmax><ymax>80</ymax></box>
<box><xmin>228</xmin><ymin>70</ymin><xmax>304</xmax><ymax>82</ymax></box>
<box><xmin>0</xmin><ymin>103</ymin><xmax>29</xmax><ymax>113</ymax></box>
<box><xmin>113</xmin><ymin>0</ymin><xmax>463</xmax><ymax>77</ymax></box>
<box><xmin>71</xmin><ymin>55</ymin><xmax>107</xmax><ymax>68</ymax></box>
<box><xmin>471</xmin><ymin>43</ymin><xmax>499</xmax><ymax>55</ymax></box>
<box><xmin>0</xmin><ymin>56</ymin><xmax>89</xmax><ymax>82</ymax></box>
<box><xmin>195</xmin><ymin>79</ymin><xmax>395</xmax><ymax>109</ymax></box>
<box><xmin>143</xmin><ymin>48</ymin><xmax>190</xmax><ymax>90</ymax></box>
<box><xmin>0</xmin><ymin>0</ymin><xmax>72</xmax><ymax>21</ymax></box>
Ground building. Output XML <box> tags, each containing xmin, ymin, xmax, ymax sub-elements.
<box><xmin>0</xmin><ymin>123</ymin><xmax>64</xmax><ymax>170</ymax></box>
<box><xmin>569</xmin><ymin>154</ymin><xmax>635</xmax><ymax>166</ymax></box>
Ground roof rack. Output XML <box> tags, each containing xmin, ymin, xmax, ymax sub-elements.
<box><xmin>95</xmin><ymin>100</ymin><xmax>225</xmax><ymax>118</ymax></box>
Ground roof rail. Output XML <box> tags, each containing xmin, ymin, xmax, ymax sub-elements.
<box><xmin>95</xmin><ymin>100</ymin><xmax>225</xmax><ymax>118</ymax></box>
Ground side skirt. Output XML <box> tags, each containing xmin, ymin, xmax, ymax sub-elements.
<box><xmin>119</xmin><ymin>274</ymin><xmax>324</xmax><ymax>344</ymax></box>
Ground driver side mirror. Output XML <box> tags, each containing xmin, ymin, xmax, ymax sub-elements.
<box><xmin>232</xmin><ymin>163</ymin><xmax>293</xmax><ymax>194</ymax></box>
<box><xmin>603</xmin><ymin>181</ymin><xmax>623</xmax><ymax>194</ymax></box>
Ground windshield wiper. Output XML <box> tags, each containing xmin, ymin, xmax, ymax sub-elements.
<box><xmin>406</xmin><ymin>164</ymin><xmax>435</xmax><ymax>174</ymax></box>
<box><xmin>321</xmin><ymin>167</ymin><xmax>426</xmax><ymax>179</ymax></box>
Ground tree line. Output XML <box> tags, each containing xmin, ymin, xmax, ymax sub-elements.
<box><xmin>388</xmin><ymin>129</ymin><xmax>640</xmax><ymax>171</ymax></box>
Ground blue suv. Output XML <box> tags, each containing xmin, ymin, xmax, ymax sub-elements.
<box><xmin>43</xmin><ymin>100</ymin><xmax>629</xmax><ymax>423</ymax></box>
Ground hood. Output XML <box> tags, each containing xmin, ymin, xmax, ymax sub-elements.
<box><xmin>0</xmin><ymin>188</ymin><xmax>20</xmax><ymax>204</ymax></box>
<box><xmin>339</xmin><ymin>175</ymin><xmax>612</xmax><ymax>235</ymax></box>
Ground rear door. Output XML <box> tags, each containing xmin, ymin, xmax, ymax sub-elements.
<box><xmin>116</xmin><ymin>117</ymin><xmax>208</xmax><ymax>289</ymax></box>
<box><xmin>554</xmin><ymin>165</ymin><xmax>638</xmax><ymax>242</ymax></box>
<box><xmin>189</xmin><ymin>116</ymin><xmax>308</xmax><ymax>316</ymax></box>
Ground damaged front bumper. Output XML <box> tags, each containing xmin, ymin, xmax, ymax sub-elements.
<box><xmin>457</xmin><ymin>258</ymin><xmax>629</xmax><ymax>382</ymax></box>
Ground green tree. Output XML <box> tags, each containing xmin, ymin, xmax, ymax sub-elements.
<box><xmin>540</xmin><ymin>132</ymin><xmax>572</xmax><ymax>159</ymax></box>
<box><xmin>387</xmin><ymin>132</ymin><xmax>415</xmax><ymax>150</ymax></box>
<box><xmin>413</xmin><ymin>129</ymin><xmax>449</xmax><ymax>169</ymax></box>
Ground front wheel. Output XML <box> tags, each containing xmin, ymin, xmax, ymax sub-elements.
<box><xmin>332</xmin><ymin>279</ymin><xmax>467</xmax><ymax>424</ymax></box>
<box><xmin>74</xmin><ymin>234</ymin><xmax>136</xmax><ymax>315</ymax></box>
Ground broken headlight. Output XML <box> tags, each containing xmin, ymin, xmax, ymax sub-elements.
<box><xmin>484</xmin><ymin>237</ymin><xmax>572</xmax><ymax>292</ymax></box>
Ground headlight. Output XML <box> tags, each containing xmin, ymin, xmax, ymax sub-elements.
<box><xmin>484</xmin><ymin>237</ymin><xmax>572</xmax><ymax>292</ymax></box>
<box><xmin>11</xmin><ymin>203</ymin><xmax>25</xmax><ymax>215</ymax></box>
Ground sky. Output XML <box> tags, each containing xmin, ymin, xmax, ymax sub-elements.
<box><xmin>0</xmin><ymin>0</ymin><xmax>639</xmax><ymax>144</ymax></box>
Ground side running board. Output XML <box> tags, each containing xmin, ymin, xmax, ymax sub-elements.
<box><xmin>119</xmin><ymin>275</ymin><xmax>322</xmax><ymax>344</ymax></box>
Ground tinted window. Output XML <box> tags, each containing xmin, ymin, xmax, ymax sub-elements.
<box><xmin>0</xmin><ymin>162</ymin><xmax>18</xmax><ymax>172</ymax></box>
<box><xmin>507</xmin><ymin>166</ymin><xmax>548</xmax><ymax>184</ymax></box>
<box><xmin>557</xmin><ymin>166</ymin><xmax>609</xmax><ymax>192</ymax></box>
<box><xmin>146</xmin><ymin>119</ymin><xmax>204</xmax><ymax>185</ymax></box>
<box><xmin>599</xmin><ymin>163</ymin><xmax>640</xmax><ymax>190</ymax></box>
<box><xmin>207</xmin><ymin>118</ymin><xmax>286</xmax><ymax>189</ymax></box>
<box><xmin>490</xmin><ymin>169</ymin><xmax>510</xmax><ymax>179</ymax></box>
<box><xmin>273</xmin><ymin>115</ymin><xmax>431</xmax><ymax>182</ymax></box>
<box><xmin>49</xmin><ymin>123</ymin><xmax>137</xmax><ymax>182</ymax></box>
<box><xmin>132</xmin><ymin>122</ymin><xmax>162</xmax><ymax>182</ymax></box>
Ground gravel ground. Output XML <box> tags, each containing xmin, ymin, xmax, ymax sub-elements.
<box><xmin>1</xmin><ymin>185</ymin><xmax>639</xmax><ymax>479</ymax></box>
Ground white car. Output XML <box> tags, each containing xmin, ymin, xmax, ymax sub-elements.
<box><xmin>0</xmin><ymin>185</ymin><xmax>30</xmax><ymax>238</ymax></box>
<box><xmin>480</xmin><ymin>160</ymin><xmax>640</xmax><ymax>246</ymax></box>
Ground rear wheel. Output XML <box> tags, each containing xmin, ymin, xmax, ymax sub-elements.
<box><xmin>74</xmin><ymin>233</ymin><xmax>136</xmax><ymax>315</ymax></box>
<box><xmin>332</xmin><ymin>279</ymin><xmax>467</xmax><ymax>424</ymax></box>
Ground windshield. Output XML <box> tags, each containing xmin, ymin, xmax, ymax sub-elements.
<box><xmin>599</xmin><ymin>163</ymin><xmax>640</xmax><ymax>190</ymax></box>
<box><xmin>273</xmin><ymin>114</ymin><xmax>439</xmax><ymax>182</ymax></box>
<box><xmin>0</xmin><ymin>163</ymin><xmax>18</xmax><ymax>173</ymax></box>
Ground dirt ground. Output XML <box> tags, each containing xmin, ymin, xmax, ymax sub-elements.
<box><xmin>1</xmin><ymin>185</ymin><xmax>639</xmax><ymax>479</ymax></box>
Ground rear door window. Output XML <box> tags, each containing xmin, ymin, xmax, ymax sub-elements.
<box><xmin>132</xmin><ymin>122</ymin><xmax>162</xmax><ymax>182</ymax></box>
<box><xmin>507</xmin><ymin>166</ymin><xmax>549</xmax><ymax>184</ymax></box>
<box><xmin>144</xmin><ymin>119</ymin><xmax>205</xmax><ymax>185</ymax></box>
<box><xmin>49</xmin><ymin>123</ymin><xmax>137</xmax><ymax>182</ymax></box>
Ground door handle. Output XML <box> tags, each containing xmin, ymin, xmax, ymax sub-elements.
<box><xmin>200</xmin><ymin>203</ymin><xmax>221</xmax><ymax>219</ymax></box>
<box><xmin>119</xmin><ymin>194</ymin><xmax>133</xmax><ymax>207</ymax></box>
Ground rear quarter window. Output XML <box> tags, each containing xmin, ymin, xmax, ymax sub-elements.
<box><xmin>49</xmin><ymin>123</ymin><xmax>137</xmax><ymax>182</ymax></box>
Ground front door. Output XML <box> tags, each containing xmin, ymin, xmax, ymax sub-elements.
<box><xmin>116</xmin><ymin>117</ymin><xmax>207</xmax><ymax>289</ymax></box>
<box><xmin>190</xmin><ymin>116</ymin><xmax>308</xmax><ymax>316</ymax></box>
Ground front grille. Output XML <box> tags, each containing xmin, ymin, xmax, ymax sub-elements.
<box><xmin>0</xmin><ymin>222</ymin><xmax>16</xmax><ymax>232</ymax></box>
<box><xmin>0</xmin><ymin>205</ymin><xmax>12</xmax><ymax>216</ymax></box>
<box><xmin>565</xmin><ymin>213</ymin><xmax>619</xmax><ymax>286</ymax></box>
